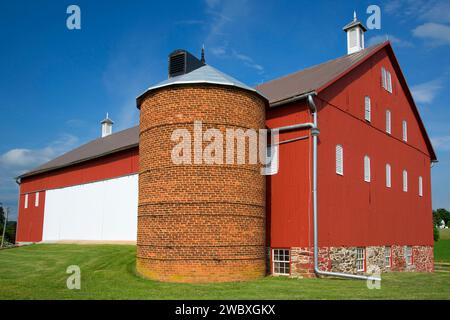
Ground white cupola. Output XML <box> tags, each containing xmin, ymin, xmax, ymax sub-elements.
<box><xmin>343</xmin><ymin>11</ymin><xmax>367</xmax><ymax>54</ymax></box>
<box><xmin>101</xmin><ymin>113</ymin><xmax>114</xmax><ymax>138</ymax></box>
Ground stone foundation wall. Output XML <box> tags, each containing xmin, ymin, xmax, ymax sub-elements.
<box><xmin>270</xmin><ymin>245</ymin><xmax>433</xmax><ymax>278</ymax></box>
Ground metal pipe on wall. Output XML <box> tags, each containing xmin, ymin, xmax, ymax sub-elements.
<box><xmin>307</xmin><ymin>94</ymin><xmax>380</xmax><ymax>282</ymax></box>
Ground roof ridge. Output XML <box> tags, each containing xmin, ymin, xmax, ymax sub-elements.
<box><xmin>257</xmin><ymin>41</ymin><xmax>387</xmax><ymax>88</ymax></box>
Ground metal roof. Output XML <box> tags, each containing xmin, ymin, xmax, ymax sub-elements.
<box><xmin>256</xmin><ymin>42</ymin><xmax>385</xmax><ymax>104</ymax></box>
<box><xmin>18</xmin><ymin>126</ymin><xmax>139</xmax><ymax>180</ymax></box>
<box><xmin>136</xmin><ymin>64</ymin><xmax>265</xmax><ymax>107</ymax></box>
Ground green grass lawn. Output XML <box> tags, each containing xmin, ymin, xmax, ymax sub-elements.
<box><xmin>435</xmin><ymin>229</ymin><xmax>450</xmax><ymax>262</ymax></box>
<box><xmin>0</xmin><ymin>244</ymin><xmax>449</xmax><ymax>300</ymax></box>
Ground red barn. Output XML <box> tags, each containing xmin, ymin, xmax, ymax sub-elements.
<box><xmin>15</xmin><ymin>15</ymin><xmax>437</xmax><ymax>278</ymax></box>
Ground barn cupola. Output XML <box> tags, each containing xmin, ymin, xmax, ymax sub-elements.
<box><xmin>101</xmin><ymin>113</ymin><xmax>113</xmax><ymax>138</ymax></box>
<box><xmin>343</xmin><ymin>11</ymin><xmax>367</xmax><ymax>54</ymax></box>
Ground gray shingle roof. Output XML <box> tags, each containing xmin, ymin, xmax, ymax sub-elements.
<box><xmin>256</xmin><ymin>42</ymin><xmax>385</xmax><ymax>104</ymax></box>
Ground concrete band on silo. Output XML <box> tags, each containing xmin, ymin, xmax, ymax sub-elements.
<box><xmin>136</xmin><ymin>85</ymin><xmax>266</xmax><ymax>283</ymax></box>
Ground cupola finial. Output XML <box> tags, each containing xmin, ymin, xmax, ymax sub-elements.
<box><xmin>201</xmin><ymin>44</ymin><xmax>205</xmax><ymax>64</ymax></box>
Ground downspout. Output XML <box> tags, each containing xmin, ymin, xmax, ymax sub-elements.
<box><xmin>307</xmin><ymin>94</ymin><xmax>380</xmax><ymax>281</ymax></box>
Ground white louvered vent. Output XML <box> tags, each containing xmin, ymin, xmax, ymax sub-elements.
<box><xmin>386</xmin><ymin>164</ymin><xmax>391</xmax><ymax>188</ymax></box>
<box><xmin>365</xmin><ymin>96</ymin><xmax>371</xmax><ymax>122</ymax></box>
<box><xmin>403</xmin><ymin>170</ymin><xmax>408</xmax><ymax>192</ymax></box>
<box><xmin>386</xmin><ymin>110</ymin><xmax>391</xmax><ymax>134</ymax></box>
<box><xmin>336</xmin><ymin>145</ymin><xmax>343</xmax><ymax>175</ymax></box>
<box><xmin>364</xmin><ymin>155</ymin><xmax>371</xmax><ymax>182</ymax></box>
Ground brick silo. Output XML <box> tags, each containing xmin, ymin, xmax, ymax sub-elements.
<box><xmin>135</xmin><ymin>49</ymin><xmax>267</xmax><ymax>283</ymax></box>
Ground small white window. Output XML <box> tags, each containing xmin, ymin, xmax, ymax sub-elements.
<box><xmin>385</xmin><ymin>246</ymin><xmax>391</xmax><ymax>268</ymax></box>
<box><xmin>356</xmin><ymin>248</ymin><xmax>365</xmax><ymax>272</ymax></box>
<box><xmin>35</xmin><ymin>192</ymin><xmax>39</xmax><ymax>207</ymax></box>
<box><xmin>364</xmin><ymin>96</ymin><xmax>371</xmax><ymax>122</ymax></box>
<box><xmin>336</xmin><ymin>145</ymin><xmax>344</xmax><ymax>175</ymax></box>
<box><xmin>381</xmin><ymin>67</ymin><xmax>387</xmax><ymax>89</ymax></box>
<box><xmin>273</xmin><ymin>249</ymin><xmax>290</xmax><ymax>275</ymax></box>
<box><xmin>403</xmin><ymin>170</ymin><xmax>408</xmax><ymax>192</ymax></box>
<box><xmin>262</xmin><ymin>143</ymin><xmax>279</xmax><ymax>176</ymax></box>
<box><xmin>364</xmin><ymin>155</ymin><xmax>371</xmax><ymax>182</ymax></box>
<box><xmin>402</xmin><ymin>120</ymin><xmax>408</xmax><ymax>142</ymax></box>
<box><xmin>419</xmin><ymin>176</ymin><xmax>423</xmax><ymax>197</ymax></box>
<box><xmin>386</xmin><ymin>110</ymin><xmax>391</xmax><ymax>134</ymax></box>
<box><xmin>404</xmin><ymin>246</ymin><xmax>413</xmax><ymax>265</ymax></box>
<box><xmin>386</xmin><ymin>164</ymin><xmax>391</xmax><ymax>188</ymax></box>
<box><xmin>387</xmin><ymin>71</ymin><xmax>392</xmax><ymax>93</ymax></box>
<box><xmin>24</xmin><ymin>194</ymin><xmax>28</xmax><ymax>209</ymax></box>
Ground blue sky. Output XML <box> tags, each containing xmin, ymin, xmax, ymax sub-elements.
<box><xmin>0</xmin><ymin>0</ymin><xmax>449</xmax><ymax>220</ymax></box>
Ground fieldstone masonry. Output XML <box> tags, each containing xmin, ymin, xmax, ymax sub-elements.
<box><xmin>275</xmin><ymin>245</ymin><xmax>433</xmax><ymax>278</ymax></box>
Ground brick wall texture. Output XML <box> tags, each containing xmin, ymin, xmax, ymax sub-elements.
<box><xmin>137</xmin><ymin>84</ymin><xmax>267</xmax><ymax>283</ymax></box>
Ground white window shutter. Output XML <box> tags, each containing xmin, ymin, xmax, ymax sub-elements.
<box><xmin>336</xmin><ymin>145</ymin><xmax>343</xmax><ymax>175</ymax></box>
<box><xmin>387</xmin><ymin>71</ymin><xmax>392</xmax><ymax>93</ymax></box>
<box><xmin>35</xmin><ymin>192</ymin><xmax>39</xmax><ymax>207</ymax></box>
<box><xmin>381</xmin><ymin>67</ymin><xmax>387</xmax><ymax>89</ymax></box>
<box><xmin>403</xmin><ymin>170</ymin><xmax>408</xmax><ymax>192</ymax></box>
<box><xmin>364</xmin><ymin>155</ymin><xmax>371</xmax><ymax>182</ymax></box>
<box><xmin>24</xmin><ymin>194</ymin><xmax>28</xmax><ymax>209</ymax></box>
<box><xmin>402</xmin><ymin>121</ymin><xmax>408</xmax><ymax>142</ymax></box>
<box><xmin>386</xmin><ymin>164</ymin><xmax>391</xmax><ymax>188</ymax></box>
<box><xmin>386</xmin><ymin>110</ymin><xmax>391</xmax><ymax>134</ymax></box>
<box><xmin>419</xmin><ymin>176</ymin><xmax>423</xmax><ymax>197</ymax></box>
<box><xmin>365</xmin><ymin>96</ymin><xmax>371</xmax><ymax>122</ymax></box>
<box><xmin>263</xmin><ymin>144</ymin><xmax>279</xmax><ymax>176</ymax></box>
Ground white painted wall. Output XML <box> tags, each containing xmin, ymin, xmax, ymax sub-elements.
<box><xmin>42</xmin><ymin>174</ymin><xmax>138</xmax><ymax>241</ymax></box>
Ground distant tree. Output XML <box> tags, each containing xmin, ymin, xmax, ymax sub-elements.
<box><xmin>433</xmin><ymin>224</ymin><xmax>440</xmax><ymax>242</ymax></box>
<box><xmin>0</xmin><ymin>206</ymin><xmax>4</xmax><ymax>230</ymax></box>
<box><xmin>433</xmin><ymin>208</ymin><xmax>450</xmax><ymax>227</ymax></box>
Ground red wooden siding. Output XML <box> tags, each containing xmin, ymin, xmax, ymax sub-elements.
<box><xmin>266</xmin><ymin>102</ymin><xmax>313</xmax><ymax>248</ymax></box>
<box><xmin>266</xmin><ymin>46</ymin><xmax>433</xmax><ymax>249</ymax></box>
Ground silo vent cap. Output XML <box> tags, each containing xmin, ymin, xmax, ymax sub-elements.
<box><xmin>168</xmin><ymin>49</ymin><xmax>205</xmax><ymax>78</ymax></box>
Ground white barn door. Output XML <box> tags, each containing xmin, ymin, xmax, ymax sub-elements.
<box><xmin>42</xmin><ymin>175</ymin><xmax>138</xmax><ymax>241</ymax></box>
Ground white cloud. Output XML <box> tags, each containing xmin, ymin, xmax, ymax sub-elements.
<box><xmin>0</xmin><ymin>134</ymin><xmax>79</xmax><ymax>221</ymax></box>
<box><xmin>366</xmin><ymin>34</ymin><xmax>414</xmax><ymax>47</ymax></box>
<box><xmin>385</xmin><ymin>0</ymin><xmax>450</xmax><ymax>23</ymax></box>
<box><xmin>411</xmin><ymin>79</ymin><xmax>443</xmax><ymax>103</ymax></box>
<box><xmin>412</xmin><ymin>22</ymin><xmax>450</xmax><ymax>46</ymax></box>
<box><xmin>0</xmin><ymin>134</ymin><xmax>78</xmax><ymax>170</ymax></box>
<box><xmin>431</xmin><ymin>136</ymin><xmax>450</xmax><ymax>151</ymax></box>
<box><xmin>231</xmin><ymin>50</ymin><xmax>264</xmax><ymax>73</ymax></box>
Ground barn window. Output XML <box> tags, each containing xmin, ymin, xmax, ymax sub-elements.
<box><xmin>349</xmin><ymin>29</ymin><xmax>357</xmax><ymax>48</ymax></box>
<box><xmin>336</xmin><ymin>144</ymin><xmax>344</xmax><ymax>175</ymax></box>
<box><xmin>385</xmin><ymin>246</ymin><xmax>392</xmax><ymax>268</ymax></box>
<box><xmin>381</xmin><ymin>67</ymin><xmax>392</xmax><ymax>93</ymax></box>
<box><xmin>356</xmin><ymin>248</ymin><xmax>366</xmax><ymax>272</ymax></box>
<box><xmin>404</xmin><ymin>246</ymin><xmax>413</xmax><ymax>265</ymax></box>
<box><xmin>263</xmin><ymin>143</ymin><xmax>279</xmax><ymax>176</ymax></box>
<box><xmin>273</xmin><ymin>249</ymin><xmax>290</xmax><ymax>275</ymax></box>
<box><xmin>402</xmin><ymin>120</ymin><xmax>408</xmax><ymax>142</ymax></box>
<box><xmin>24</xmin><ymin>194</ymin><xmax>28</xmax><ymax>209</ymax></box>
<box><xmin>387</xmin><ymin>71</ymin><xmax>392</xmax><ymax>93</ymax></box>
<box><xmin>403</xmin><ymin>170</ymin><xmax>408</xmax><ymax>192</ymax></box>
<box><xmin>419</xmin><ymin>176</ymin><xmax>423</xmax><ymax>197</ymax></box>
<box><xmin>364</xmin><ymin>155</ymin><xmax>371</xmax><ymax>182</ymax></box>
<box><xmin>35</xmin><ymin>192</ymin><xmax>39</xmax><ymax>207</ymax></box>
<box><xmin>386</xmin><ymin>110</ymin><xmax>391</xmax><ymax>134</ymax></box>
<box><xmin>386</xmin><ymin>164</ymin><xmax>391</xmax><ymax>188</ymax></box>
<box><xmin>364</xmin><ymin>96</ymin><xmax>371</xmax><ymax>122</ymax></box>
